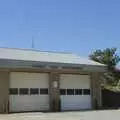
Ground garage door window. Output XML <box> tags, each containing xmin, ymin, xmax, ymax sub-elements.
<box><xmin>40</xmin><ymin>88</ymin><xmax>48</xmax><ymax>95</ymax></box>
<box><xmin>75</xmin><ymin>89</ymin><xmax>82</xmax><ymax>95</ymax></box>
<box><xmin>19</xmin><ymin>88</ymin><xmax>29</xmax><ymax>95</ymax></box>
<box><xmin>83</xmin><ymin>89</ymin><xmax>90</xmax><ymax>95</ymax></box>
<box><xmin>9</xmin><ymin>88</ymin><xmax>18</xmax><ymax>95</ymax></box>
<box><xmin>67</xmin><ymin>89</ymin><xmax>74</xmax><ymax>95</ymax></box>
<box><xmin>60</xmin><ymin>89</ymin><xmax>66</xmax><ymax>95</ymax></box>
<box><xmin>30</xmin><ymin>88</ymin><xmax>39</xmax><ymax>95</ymax></box>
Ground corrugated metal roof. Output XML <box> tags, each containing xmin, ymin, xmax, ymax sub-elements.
<box><xmin>0</xmin><ymin>47</ymin><xmax>105</xmax><ymax>66</ymax></box>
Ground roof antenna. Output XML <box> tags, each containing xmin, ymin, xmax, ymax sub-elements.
<box><xmin>31</xmin><ymin>36</ymin><xmax>35</xmax><ymax>49</ymax></box>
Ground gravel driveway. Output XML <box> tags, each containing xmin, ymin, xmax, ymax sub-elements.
<box><xmin>0</xmin><ymin>110</ymin><xmax>120</xmax><ymax>120</ymax></box>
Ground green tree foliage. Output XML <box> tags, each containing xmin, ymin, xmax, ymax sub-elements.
<box><xmin>89</xmin><ymin>48</ymin><xmax>120</xmax><ymax>85</ymax></box>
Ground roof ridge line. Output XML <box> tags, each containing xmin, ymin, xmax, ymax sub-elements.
<box><xmin>0</xmin><ymin>47</ymin><xmax>74</xmax><ymax>55</ymax></box>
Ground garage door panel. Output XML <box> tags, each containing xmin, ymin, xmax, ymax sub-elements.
<box><xmin>60</xmin><ymin>74</ymin><xmax>90</xmax><ymax>88</ymax></box>
<box><xmin>60</xmin><ymin>74</ymin><xmax>91</xmax><ymax>111</ymax></box>
<box><xmin>10</xmin><ymin>72</ymin><xmax>49</xmax><ymax>88</ymax></box>
<box><xmin>9</xmin><ymin>72</ymin><xmax>49</xmax><ymax>112</ymax></box>
<box><xmin>10</xmin><ymin>95</ymin><xmax>49</xmax><ymax>112</ymax></box>
<box><xmin>61</xmin><ymin>96</ymin><xmax>91</xmax><ymax>110</ymax></box>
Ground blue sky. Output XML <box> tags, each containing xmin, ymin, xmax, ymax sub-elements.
<box><xmin>0</xmin><ymin>0</ymin><xmax>120</xmax><ymax>57</ymax></box>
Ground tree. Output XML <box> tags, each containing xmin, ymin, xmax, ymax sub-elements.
<box><xmin>89</xmin><ymin>48</ymin><xmax>120</xmax><ymax>86</ymax></box>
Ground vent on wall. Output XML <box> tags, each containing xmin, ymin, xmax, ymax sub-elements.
<box><xmin>32</xmin><ymin>64</ymin><xmax>59</xmax><ymax>69</ymax></box>
<box><xmin>48</xmin><ymin>65</ymin><xmax>59</xmax><ymax>69</ymax></box>
<box><xmin>32</xmin><ymin>64</ymin><xmax>83</xmax><ymax>70</ymax></box>
<box><xmin>32</xmin><ymin>64</ymin><xmax>45</xmax><ymax>68</ymax></box>
<box><xmin>62</xmin><ymin>66</ymin><xmax>83</xmax><ymax>70</ymax></box>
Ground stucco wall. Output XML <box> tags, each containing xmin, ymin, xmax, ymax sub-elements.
<box><xmin>91</xmin><ymin>73</ymin><xmax>102</xmax><ymax>108</ymax></box>
<box><xmin>0</xmin><ymin>69</ymin><xmax>103</xmax><ymax>113</ymax></box>
<box><xmin>49</xmin><ymin>73</ymin><xmax>60</xmax><ymax>111</ymax></box>
<box><xmin>0</xmin><ymin>71</ymin><xmax>9</xmax><ymax>113</ymax></box>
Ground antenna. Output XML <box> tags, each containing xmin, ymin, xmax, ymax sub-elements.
<box><xmin>31</xmin><ymin>36</ymin><xmax>35</xmax><ymax>49</ymax></box>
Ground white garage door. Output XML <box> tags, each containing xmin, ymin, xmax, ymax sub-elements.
<box><xmin>9</xmin><ymin>72</ymin><xmax>49</xmax><ymax>112</ymax></box>
<box><xmin>60</xmin><ymin>74</ymin><xmax>91</xmax><ymax>111</ymax></box>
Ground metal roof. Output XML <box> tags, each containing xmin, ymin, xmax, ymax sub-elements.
<box><xmin>0</xmin><ymin>47</ymin><xmax>105</xmax><ymax>67</ymax></box>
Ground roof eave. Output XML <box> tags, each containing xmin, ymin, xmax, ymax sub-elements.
<box><xmin>0</xmin><ymin>59</ymin><xmax>107</xmax><ymax>72</ymax></box>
